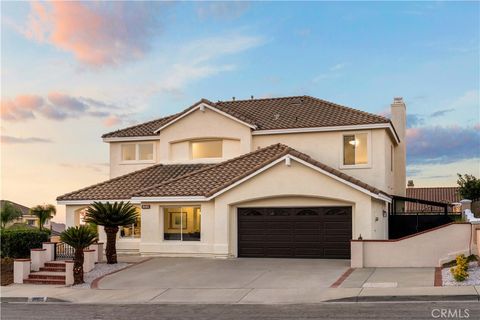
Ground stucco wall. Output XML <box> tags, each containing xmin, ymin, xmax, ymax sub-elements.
<box><xmin>252</xmin><ymin>129</ymin><xmax>394</xmax><ymax>193</ymax></box>
<box><xmin>139</xmin><ymin>201</ymin><xmax>218</xmax><ymax>257</ymax></box>
<box><xmin>109</xmin><ymin>140</ymin><xmax>160</xmax><ymax>178</ymax></box>
<box><xmin>213</xmin><ymin>159</ymin><xmax>386</xmax><ymax>257</ymax></box>
<box><xmin>351</xmin><ymin>223</ymin><xmax>474</xmax><ymax>267</ymax></box>
<box><xmin>159</xmin><ymin>108</ymin><xmax>252</xmax><ymax>164</ymax></box>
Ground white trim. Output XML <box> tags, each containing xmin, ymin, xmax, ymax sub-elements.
<box><xmin>57</xmin><ymin>199</ymin><xmax>141</xmax><ymax>205</ymax></box>
<box><xmin>131</xmin><ymin>196</ymin><xmax>208</xmax><ymax>202</ymax></box>
<box><xmin>252</xmin><ymin>123</ymin><xmax>400</xmax><ymax>144</ymax></box>
<box><xmin>153</xmin><ymin>102</ymin><xmax>257</xmax><ymax>133</ymax></box>
<box><xmin>103</xmin><ymin>136</ymin><xmax>159</xmax><ymax>142</ymax></box>
<box><xmin>339</xmin><ymin>131</ymin><xmax>372</xmax><ymax>169</ymax></box>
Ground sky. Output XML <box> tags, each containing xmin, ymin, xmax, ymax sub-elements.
<box><xmin>1</xmin><ymin>1</ymin><xmax>479</xmax><ymax>223</ymax></box>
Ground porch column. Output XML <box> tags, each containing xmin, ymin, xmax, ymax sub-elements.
<box><xmin>213</xmin><ymin>203</ymin><xmax>229</xmax><ymax>258</ymax></box>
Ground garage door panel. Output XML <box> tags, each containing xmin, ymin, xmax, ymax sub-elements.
<box><xmin>238</xmin><ymin>206</ymin><xmax>351</xmax><ymax>259</ymax></box>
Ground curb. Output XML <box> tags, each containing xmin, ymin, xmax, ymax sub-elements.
<box><xmin>326</xmin><ymin>295</ymin><xmax>480</xmax><ymax>303</ymax></box>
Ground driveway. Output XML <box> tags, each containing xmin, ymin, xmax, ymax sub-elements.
<box><xmin>98</xmin><ymin>257</ymin><xmax>351</xmax><ymax>303</ymax></box>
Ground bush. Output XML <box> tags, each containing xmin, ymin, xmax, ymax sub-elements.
<box><xmin>450</xmin><ymin>254</ymin><xmax>469</xmax><ymax>282</ymax></box>
<box><xmin>0</xmin><ymin>229</ymin><xmax>50</xmax><ymax>258</ymax></box>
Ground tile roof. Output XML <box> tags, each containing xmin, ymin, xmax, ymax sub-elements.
<box><xmin>56</xmin><ymin>163</ymin><xmax>213</xmax><ymax>201</ymax></box>
<box><xmin>405</xmin><ymin>187</ymin><xmax>461</xmax><ymax>213</ymax></box>
<box><xmin>0</xmin><ymin>200</ymin><xmax>30</xmax><ymax>216</ymax></box>
<box><xmin>133</xmin><ymin>143</ymin><xmax>388</xmax><ymax>199</ymax></box>
<box><xmin>102</xmin><ymin>96</ymin><xmax>390</xmax><ymax>138</ymax></box>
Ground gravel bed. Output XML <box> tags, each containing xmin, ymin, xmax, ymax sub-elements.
<box><xmin>442</xmin><ymin>262</ymin><xmax>480</xmax><ymax>286</ymax></box>
<box><xmin>73</xmin><ymin>263</ymin><xmax>130</xmax><ymax>288</ymax></box>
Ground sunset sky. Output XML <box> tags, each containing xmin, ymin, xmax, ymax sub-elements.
<box><xmin>1</xmin><ymin>1</ymin><xmax>479</xmax><ymax>223</ymax></box>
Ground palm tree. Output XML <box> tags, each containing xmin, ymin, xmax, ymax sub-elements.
<box><xmin>0</xmin><ymin>202</ymin><xmax>23</xmax><ymax>229</ymax></box>
<box><xmin>30</xmin><ymin>204</ymin><xmax>56</xmax><ymax>230</ymax></box>
<box><xmin>60</xmin><ymin>226</ymin><xmax>98</xmax><ymax>285</ymax></box>
<box><xmin>84</xmin><ymin>201</ymin><xmax>137</xmax><ymax>264</ymax></box>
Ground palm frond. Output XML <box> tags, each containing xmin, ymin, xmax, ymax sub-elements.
<box><xmin>84</xmin><ymin>201</ymin><xmax>138</xmax><ymax>227</ymax></box>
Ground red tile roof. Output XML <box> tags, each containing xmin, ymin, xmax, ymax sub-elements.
<box><xmin>57</xmin><ymin>144</ymin><xmax>388</xmax><ymax>202</ymax></box>
<box><xmin>133</xmin><ymin>143</ymin><xmax>388</xmax><ymax>199</ymax></box>
<box><xmin>405</xmin><ymin>187</ymin><xmax>461</xmax><ymax>213</ymax></box>
<box><xmin>102</xmin><ymin>96</ymin><xmax>390</xmax><ymax>138</ymax></box>
<box><xmin>57</xmin><ymin>163</ymin><xmax>213</xmax><ymax>201</ymax></box>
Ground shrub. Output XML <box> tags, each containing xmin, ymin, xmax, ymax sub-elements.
<box><xmin>450</xmin><ymin>254</ymin><xmax>469</xmax><ymax>282</ymax></box>
<box><xmin>0</xmin><ymin>229</ymin><xmax>50</xmax><ymax>258</ymax></box>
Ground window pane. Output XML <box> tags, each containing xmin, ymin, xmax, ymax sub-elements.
<box><xmin>164</xmin><ymin>207</ymin><xmax>201</xmax><ymax>241</ymax></box>
<box><xmin>343</xmin><ymin>135</ymin><xmax>355</xmax><ymax>165</ymax></box>
<box><xmin>139</xmin><ymin>143</ymin><xmax>154</xmax><ymax>160</ymax></box>
<box><xmin>343</xmin><ymin>134</ymin><xmax>368</xmax><ymax>165</ymax></box>
<box><xmin>191</xmin><ymin>140</ymin><xmax>222</xmax><ymax>159</ymax></box>
<box><xmin>354</xmin><ymin>133</ymin><xmax>368</xmax><ymax>164</ymax></box>
<box><xmin>120</xmin><ymin>211</ymin><xmax>141</xmax><ymax>238</ymax></box>
<box><xmin>121</xmin><ymin>144</ymin><xmax>136</xmax><ymax>161</ymax></box>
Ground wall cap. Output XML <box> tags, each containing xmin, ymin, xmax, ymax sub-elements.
<box><xmin>31</xmin><ymin>248</ymin><xmax>46</xmax><ymax>251</ymax></box>
<box><xmin>460</xmin><ymin>199</ymin><xmax>472</xmax><ymax>204</ymax></box>
<box><xmin>14</xmin><ymin>258</ymin><xmax>31</xmax><ymax>262</ymax></box>
<box><xmin>351</xmin><ymin>222</ymin><xmax>472</xmax><ymax>243</ymax></box>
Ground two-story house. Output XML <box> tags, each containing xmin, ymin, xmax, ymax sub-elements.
<box><xmin>57</xmin><ymin>95</ymin><xmax>406</xmax><ymax>259</ymax></box>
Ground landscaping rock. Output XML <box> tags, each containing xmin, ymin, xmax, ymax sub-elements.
<box><xmin>442</xmin><ymin>262</ymin><xmax>480</xmax><ymax>286</ymax></box>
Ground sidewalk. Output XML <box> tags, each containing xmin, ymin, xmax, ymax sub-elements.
<box><xmin>2</xmin><ymin>283</ymin><xmax>480</xmax><ymax>304</ymax></box>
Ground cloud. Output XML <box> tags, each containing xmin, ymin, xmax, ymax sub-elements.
<box><xmin>406</xmin><ymin>114</ymin><xmax>425</xmax><ymax>128</ymax></box>
<box><xmin>0</xmin><ymin>95</ymin><xmax>44</xmax><ymax>121</ymax></box>
<box><xmin>1</xmin><ymin>93</ymin><xmax>128</xmax><ymax>126</ymax></box>
<box><xmin>148</xmin><ymin>34</ymin><xmax>264</xmax><ymax>96</ymax></box>
<box><xmin>313</xmin><ymin>63</ymin><xmax>347</xmax><ymax>82</ymax></box>
<box><xmin>59</xmin><ymin>162</ymin><xmax>108</xmax><ymax>173</ymax></box>
<box><xmin>1</xmin><ymin>136</ymin><xmax>52</xmax><ymax>144</ymax></box>
<box><xmin>103</xmin><ymin>115</ymin><xmax>122</xmax><ymax>127</ymax></box>
<box><xmin>430</xmin><ymin>108</ymin><xmax>455</xmax><ymax>118</ymax></box>
<box><xmin>196</xmin><ymin>2</ymin><xmax>249</xmax><ymax>20</ymax></box>
<box><xmin>23</xmin><ymin>1</ymin><xmax>164</xmax><ymax>67</ymax></box>
<box><xmin>407</xmin><ymin>125</ymin><xmax>480</xmax><ymax>164</ymax></box>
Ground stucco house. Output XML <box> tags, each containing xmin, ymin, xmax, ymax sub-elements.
<box><xmin>57</xmin><ymin>95</ymin><xmax>407</xmax><ymax>259</ymax></box>
<box><xmin>1</xmin><ymin>200</ymin><xmax>51</xmax><ymax>229</ymax></box>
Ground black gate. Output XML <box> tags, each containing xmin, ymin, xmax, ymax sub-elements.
<box><xmin>54</xmin><ymin>242</ymin><xmax>75</xmax><ymax>260</ymax></box>
<box><xmin>388</xmin><ymin>196</ymin><xmax>457</xmax><ymax>239</ymax></box>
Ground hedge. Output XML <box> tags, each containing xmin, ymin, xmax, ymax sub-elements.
<box><xmin>0</xmin><ymin>229</ymin><xmax>50</xmax><ymax>258</ymax></box>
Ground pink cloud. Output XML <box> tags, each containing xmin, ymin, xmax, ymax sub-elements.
<box><xmin>103</xmin><ymin>115</ymin><xmax>121</xmax><ymax>127</ymax></box>
<box><xmin>0</xmin><ymin>95</ymin><xmax>44</xmax><ymax>121</ymax></box>
<box><xmin>25</xmin><ymin>1</ymin><xmax>162</xmax><ymax>67</ymax></box>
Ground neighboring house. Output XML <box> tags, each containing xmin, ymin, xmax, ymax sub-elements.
<box><xmin>405</xmin><ymin>187</ymin><xmax>461</xmax><ymax>214</ymax></box>
<box><xmin>58</xmin><ymin>95</ymin><xmax>407</xmax><ymax>258</ymax></box>
<box><xmin>1</xmin><ymin>200</ymin><xmax>37</xmax><ymax>227</ymax></box>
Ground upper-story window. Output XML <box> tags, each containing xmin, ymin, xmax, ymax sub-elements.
<box><xmin>191</xmin><ymin>140</ymin><xmax>222</xmax><ymax>159</ymax></box>
<box><xmin>342</xmin><ymin>133</ymin><xmax>369</xmax><ymax>167</ymax></box>
<box><xmin>121</xmin><ymin>143</ymin><xmax>154</xmax><ymax>162</ymax></box>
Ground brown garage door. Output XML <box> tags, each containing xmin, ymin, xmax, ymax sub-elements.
<box><xmin>238</xmin><ymin>207</ymin><xmax>352</xmax><ymax>259</ymax></box>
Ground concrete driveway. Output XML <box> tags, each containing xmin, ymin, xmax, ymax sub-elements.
<box><xmin>98</xmin><ymin>257</ymin><xmax>352</xmax><ymax>303</ymax></box>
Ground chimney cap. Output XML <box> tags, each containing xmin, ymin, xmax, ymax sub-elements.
<box><xmin>393</xmin><ymin>97</ymin><xmax>404</xmax><ymax>104</ymax></box>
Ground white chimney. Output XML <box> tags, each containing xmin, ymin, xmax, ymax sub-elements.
<box><xmin>391</xmin><ymin>97</ymin><xmax>406</xmax><ymax>196</ymax></box>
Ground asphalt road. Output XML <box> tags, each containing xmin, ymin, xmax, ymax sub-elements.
<box><xmin>1</xmin><ymin>302</ymin><xmax>480</xmax><ymax>320</ymax></box>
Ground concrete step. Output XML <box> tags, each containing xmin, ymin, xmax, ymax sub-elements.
<box><xmin>28</xmin><ymin>271</ymin><xmax>66</xmax><ymax>280</ymax></box>
<box><xmin>39</xmin><ymin>266</ymin><xmax>66</xmax><ymax>272</ymax></box>
<box><xmin>23</xmin><ymin>278</ymin><xmax>65</xmax><ymax>285</ymax></box>
<box><xmin>44</xmin><ymin>261</ymin><xmax>67</xmax><ymax>268</ymax></box>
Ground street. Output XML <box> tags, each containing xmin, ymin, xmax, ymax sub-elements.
<box><xmin>1</xmin><ymin>302</ymin><xmax>479</xmax><ymax>320</ymax></box>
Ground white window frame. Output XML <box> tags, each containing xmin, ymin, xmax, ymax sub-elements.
<box><xmin>339</xmin><ymin>131</ymin><xmax>372</xmax><ymax>169</ymax></box>
<box><xmin>120</xmin><ymin>142</ymin><xmax>156</xmax><ymax>164</ymax></box>
<box><xmin>190</xmin><ymin>139</ymin><xmax>223</xmax><ymax>160</ymax></box>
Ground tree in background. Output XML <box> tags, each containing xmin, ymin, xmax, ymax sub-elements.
<box><xmin>84</xmin><ymin>201</ymin><xmax>137</xmax><ymax>264</ymax></box>
<box><xmin>457</xmin><ymin>174</ymin><xmax>480</xmax><ymax>200</ymax></box>
<box><xmin>0</xmin><ymin>202</ymin><xmax>22</xmax><ymax>229</ymax></box>
<box><xmin>30</xmin><ymin>204</ymin><xmax>56</xmax><ymax>231</ymax></box>
<box><xmin>60</xmin><ymin>226</ymin><xmax>97</xmax><ymax>284</ymax></box>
